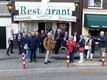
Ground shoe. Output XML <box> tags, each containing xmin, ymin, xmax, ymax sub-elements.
<box><xmin>44</xmin><ymin>62</ymin><xmax>48</xmax><ymax>64</ymax></box>
<box><xmin>6</xmin><ymin>53</ymin><xmax>9</xmax><ymax>56</ymax></box>
<box><xmin>11</xmin><ymin>52</ymin><xmax>14</xmax><ymax>53</ymax></box>
<box><xmin>90</xmin><ymin>59</ymin><xmax>92</xmax><ymax>61</ymax></box>
<box><xmin>48</xmin><ymin>61</ymin><xmax>51</xmax><ymax>63</ymax></box>
<box><xmin>78</xmin><ymin>61</ymin><xmax>83</xmax><ymax>63</ymax></box>
<box><xmin>34</xmin><ymin>61</ymin><xmax>37</xmax><ymax>63</ymax></box>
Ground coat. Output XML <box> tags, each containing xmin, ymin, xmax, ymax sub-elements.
<box><xmin>67</xmin><ymin>40</ymin><xmax>75</xmax><ymax>53</ymax></box>
<box><xmin>28</xmin><ymin>36</ymin><xmax>38</xmax><ymax>50</ymax></box>
<box><xmin>99</xmin><ymin>36</ymin><xmax>106</xmax><ymax>48</ymax></box>
<box><xmin>79</xmin><ymin>39</ymin><xmax>85</xmax><ymax>47</ymax></box>
<box><xmin>21</xmin><ymin>35</ymin><xmax>29</xmax><ymax>49</ymax></box>
<box><xmin>43</xmin><ymin>37</ymin><xmax>55</xmax><ymax>51</ymax></box>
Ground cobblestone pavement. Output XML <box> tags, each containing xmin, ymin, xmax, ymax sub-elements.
<box><xmin>0</xmin><ymin>67</ymin><xmax>107</xmax><ymax>80</ymax></box>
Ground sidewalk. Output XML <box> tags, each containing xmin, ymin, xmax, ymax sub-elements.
<box><xmin>0</xmin><ymin>49</ymin><xmax>21</xmax><ymax>60</ymax></box>
<box><xmin>0</xmin><ymin>49</ymin><xmax>107</xmax><ymax>67</ymax></box>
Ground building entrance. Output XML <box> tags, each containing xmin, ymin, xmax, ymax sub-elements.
<box><xmin>38</xmin><ymin>22</ymin><xmax>53</xmax><ymax>33</ymax></box>
<box><xmin>89</xmin><ymin>29</ymin><xmax>107</xmax><ymax>37</ymax></box>
<box><xmin>0</xmin><ymin>27</ymin><xmax>6</xmax><ymax>49</ymax></box>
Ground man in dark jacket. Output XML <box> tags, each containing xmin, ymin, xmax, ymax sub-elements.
<box><xmin>105</xmin><ymin>32</ymin><xmax>107</xmax><ymax>53</ymax></box>
<box><xmin>54</xmin><ymin>29</ymin><xmax>62</xmax><ymax>54</ymax></box>
<box><xmin>21</xmin><ymin>32</ymin><xmax>29</xmax><ymax>53</ymax></box>
<box><xmin>28</xmin><ymin>31</ymin><xmax>40</xmax><ymax>62</ymax></box>
<box><xmin>16</xmin><ymin>31</ymin><xmax>23</xmax><ymax>54</ymax></box>
<box><xmin>35</xmin><ymin>31</ymin><xmax>41</xmax><ymax>55</ymax></box>
<box><xmin>40</xmin><ymin>30</ymin><xmax>46</xmax><ymax>53</ymax></box>
<box><xmin>99</xmin><ymin>31</ymin><xmax>106</xmax><ymax>58</ymax></box>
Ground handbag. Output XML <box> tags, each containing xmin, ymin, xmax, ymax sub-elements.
<box><xmin>79</xmin><ymin>47</ymin><xmax>85</xmax><ymax>52</ymax></box>
<box><xmin>85</xmin><ymin>45</ymin><xmax>89</xmax><ymax>50</ymax></box>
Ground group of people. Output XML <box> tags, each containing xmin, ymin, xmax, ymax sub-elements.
<box><xmin>6</xmin><ymin>28</ymin><xmax>107</xmax><ymax>64</ymax></box>
<box><xmin>6</xmin><ymin>30</ymin><xmax>55</xmax><ymax>64</ymax></box>
<box><xmin>68</xmin><ymin>31</ymin><xmax>107</xmax><ymax>63</ymax></box>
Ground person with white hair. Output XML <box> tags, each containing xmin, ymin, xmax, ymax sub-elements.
<box><xmin>67</xmin><ymin>36</ymin><xmax>76</xmax><ymax>63</ymax></box>
<box><xmin>43</xmin><ymin>32</ymin><xmax>55</xmax><ymax>64</ymax></box>
<box><xmin>99</xmin><ymin>31</ymin><xmax>106</xmax><ymax>60</ymax></box>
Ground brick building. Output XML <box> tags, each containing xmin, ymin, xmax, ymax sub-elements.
<box><xmin>83</xmin><ymin>0</ymin><xmax>107</xmax><ymax>36</ymax></box>
<box><xmin>1</xmin><ymin>0</ymin><xmax>107</xmax><ymax>49</ymax></box>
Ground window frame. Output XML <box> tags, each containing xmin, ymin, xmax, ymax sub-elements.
<box><xmin>88</xmin><ymin>0</ymin><xmax>103</xmax><ymax>9</ymax></box>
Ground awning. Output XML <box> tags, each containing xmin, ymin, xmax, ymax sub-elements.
<box><xmin>84</xmin><ymin>14</ymin><xmax>107</xmax><ymax>28</ymax></box>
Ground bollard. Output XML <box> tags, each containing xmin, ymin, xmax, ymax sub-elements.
<box><xmin>66</xmin><ymin>52</ymin><xmax>70</xmax><ymax>67</ymax></box>
<box><xmin>22</xmin><ymin>53</ymin><xmax>26</xmax><ymax>69</ymax></box>
<box><xmin>102</xmin><ymin>50</ymin><xmax>105</xmax><ymax>66</ymax></box>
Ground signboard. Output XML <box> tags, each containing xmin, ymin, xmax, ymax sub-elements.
<box><xmin>14</xmin><ymin>2</ymin><xmax>76</xmax><ymax>22</ymax></box>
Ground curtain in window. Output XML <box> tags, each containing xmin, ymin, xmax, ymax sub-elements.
<box><xmin>94</xmin><ymin>0</ymin><xmax>101</xmax><ymax>7</ymax></box>
<box><xmin>88</xmin><ymin>0</ymin><xmax>95</xmax><ymax>6</ymax></box>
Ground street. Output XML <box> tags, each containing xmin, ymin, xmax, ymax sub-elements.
<box><xmin>0</xmin><ymin>66</ymin><xmax>107</xmax><ymax>80</ymax></box>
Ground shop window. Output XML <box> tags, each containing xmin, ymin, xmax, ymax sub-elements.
<box><xmin>45</xmin><ymin>23</ymin><xmax>52</xmax><ymax>32</ymax></box>
<box><xmin>57</xmin><ymin>23</ymin><xmax>68</xmax><ymax>31</ymax></box>
<box><xmin>88</xmin><ymin>0</ymin><xmax>103</xmax><ymax>8</ymax></box>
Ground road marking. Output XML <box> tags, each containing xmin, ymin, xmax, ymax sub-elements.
<box><xmin>0</xmin><ymin>66</ymin><xmax>107</xmax><ymax>72</ymax></box>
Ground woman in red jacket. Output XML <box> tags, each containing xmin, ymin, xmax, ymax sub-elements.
<box><xmin>68</xmin><ymin>36</ymin><xmax>76</xmax><ymax>63</ymax></box>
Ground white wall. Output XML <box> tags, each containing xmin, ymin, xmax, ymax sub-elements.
<box><xmin>0</xmin><ymin>17</ymin><xmax>11</xmax><ymax>48</ymax></box>
<box><xmin>0</xmin><ymin>17</ymin><xmax>18</xmax><ymax>48</ymax></box>
<box><xmin>0</xmin><ymin>17</ymin><xmax>11</xmax><ymax>26</ymax></box>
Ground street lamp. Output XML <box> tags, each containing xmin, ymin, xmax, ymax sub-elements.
<box><xmin>7</xmin><ymin>0</ymin><xmax>15</xmax><ymax>29</ymax></box>
<box><xmin>7</xmin><ymin>1</ymin><xmax>14</xmax><ymax>14</ymax></box>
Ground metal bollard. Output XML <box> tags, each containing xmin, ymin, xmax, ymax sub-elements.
<box><xmin>22</xmin><ymin>53</ymin><xmax>26</xmax><ymax>69</ymax></box>
<box><xmin>66</xmin><ymin>52</ymin><xmax>70</xmax><ymax>67</ymax></box>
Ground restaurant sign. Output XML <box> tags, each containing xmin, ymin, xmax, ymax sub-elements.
<box><xmin>14</xmin><ymin>2</ymin><xmax>76</xmax><ymax>22</ymax></box>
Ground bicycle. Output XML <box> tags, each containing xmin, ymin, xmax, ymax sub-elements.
<box><xmin>59</xmin><ymin>40</ymin><xmax>68</xmax><ymax>54</ymax></box>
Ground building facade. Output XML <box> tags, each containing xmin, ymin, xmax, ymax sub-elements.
<box><xmin>0</xmin><ymin>1</ymin><xmax>11</xmax><ymax>49</ymax></box>
<box><xmin>9</xmin><ymin>0</ymin><xmax>82</xmax><ymax>34</ymax></box>
<box><xmin>0</xmin><ymin>0</ymin><xmax>83</xmax><ymax>49</ymax></box>
<box><xmin>13</xmin><ymin>0</ymin><xmax>81</xmax><ymax>35</ymax></box>
<box><xmin>83</xmin><ymin>0</ymin><xmax>107</xmax><ymax>36</ymax></box>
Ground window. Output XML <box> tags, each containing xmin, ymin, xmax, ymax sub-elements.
<box><xmin>88</xmin><ymin>0</ymin><xmax>103</xmax><ymax>8</ymax></box>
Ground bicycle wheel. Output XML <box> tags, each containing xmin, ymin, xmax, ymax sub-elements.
<box><xmin>59</xmin><ymin>47</ymin><xmax>68</xmax><ymax>54</ymax></box>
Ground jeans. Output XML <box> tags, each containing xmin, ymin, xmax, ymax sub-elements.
<box><xmin>6</xmin><ymin>40</ymin><xmax>13</xmax><ymax>55</ymax></box>
<box><xmin>36</xmin><ymin>47</ymin><xmax>40</xmax><ymax>55</ymax></box>
<box><xmin>70</xmin><ymin>52</ymin><xmax>74</xmax><ymax>63</ymax></box>
<box><xmin>23</xmin><ymin>49</ymin><xmax>31</xmax><ymax>61</ymax></box>
<box><xmin>30</xmin><ymin>49</ymin><xmax>36</xmax><ymax>61</ymax></box>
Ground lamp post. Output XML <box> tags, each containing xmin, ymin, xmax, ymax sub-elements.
<box><xmin>7</xmin><ymin>0</ymin><xmax>15</xmax><ymax>29</ymax></box>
